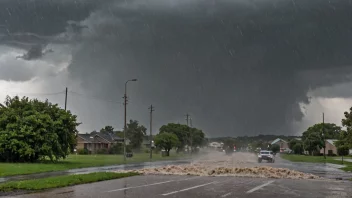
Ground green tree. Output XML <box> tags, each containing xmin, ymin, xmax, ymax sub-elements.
<box><xmin>289</xmin><ymin>139</ymin><xmax>304</xmax><ymax>154</ymax></box>
<box><xmin>188</xmin><ymin>128</ymin><xmax>206</xmax><ymax>151</ymax></box>
<box><xmin>271</xmin><ymin>144</ymin><xmax>280</xmax><ymax>153</ymax></box>
<box><xmin>337</xmin><ymin>145</ymin><xmax>350</xmax><ymax>164</ymax></box>
<box><xmin>100</xmin><ymin>126</ymin><xmax>114</xmax><ymax>133</ymax></box>
<box><xmin>159</xmin><ymin>123</ymin><xmax>206</xmax><ymax>153</ymax></box>
<box><xmin>0</xmin><ymin>96</ymin><xmax>80</xmax><ymax>162</ymax></box>
<box><xmin>289</xmin><ymin>139</ymin><xmax>301</xmax><ymax>150</ymax></box>
<box><xmin>337</xmin><ymin>145</ymin><xmax>349</xmax><ymax>156</ymax></box>
<box><xmin>306</xmin><ymin>123</ymin><xmax>341</xmax><ymax>139</ymax></box>
<box><xmin>302</xmin><ymin>129</ymin><xmax>323</xmax><ymax>156</ymax></box>
<box><xmin>126</xmin><ymin>120</ymin><xmax>146</xmax><ymax>150</ymax></box>
<box><xmin>159</xmin><ymin>123</ymin><xmax>190</xmax><ymax>152</ymax></box>
<box><xmin>292</xmin><ymin>143</ymin><xmax>304</xmax><ymax>155</ymax></box>
<box><xmin>301</xmin><ymin>123</ymin><xmax>341</xmax><ymax>156</ymax></box>
<box><xmin>154</xmin><ymin>132</ymin><xmax>180</xmax><ymax>156</ymax></box>
<box><xmin>340</xmin><ymin>107</ymin><xmax>352</xmax><ymax>148</ymax></box>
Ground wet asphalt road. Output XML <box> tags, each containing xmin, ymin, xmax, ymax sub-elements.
<box><xmin>1</xmin><ymin>153</ymin><xmax>351</xmax><ymax>183</ymax></box>
<box><xmin>266</xmin><ymin>154</ymin><xmax>352</xmax><ymax>180</ymax></box>
<box><xmin>4</xmin><ymin>175</ymin><xmax>352</xmax><ymax>198</ymax></box>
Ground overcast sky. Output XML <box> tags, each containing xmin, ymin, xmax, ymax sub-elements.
<box><xmin>1</xmin><ymin>0</ymin><xmax>352</xmax><ymax>137</ymax></box>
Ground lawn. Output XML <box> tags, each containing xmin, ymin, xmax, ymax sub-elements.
<box><xmin>0</xmin><ymin>172</ymin><xmax>139</xmax><ymax>192</ymax></box>
<box><xmin>0</xmin><ymin>152</ymin><xmax>186</xmax><ymax>177</ymax></box>
<box><xmin>281</xmin><ymin>154</ymin><xmax>352</xmax><ymax>172</ymax></box>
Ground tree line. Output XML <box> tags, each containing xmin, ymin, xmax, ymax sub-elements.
<box><xmin>289</xmin><ymin>108</ymin><xmax>352</xmax><ymax>156</ymax></box>
<box><xmin>0</xmin><ymin>96</ymin><xmax>206</xmax><ymax>162</ymax></box>
<box><xmin>96</xmin><ymin>122</ymin><xmax>207</xmax><ymax>156</ymax></box>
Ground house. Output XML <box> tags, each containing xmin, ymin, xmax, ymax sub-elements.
<box><xmin>320</xmin><ymin>139</ymin><xmax>338</xmax><ymax>156</ymax></box>
<box><xmin>142</xmin><ymin>135</ymin><xmax>155</xmax><ymax>148</ymax></box>
<box><xmin>271</xmin><ymin>138</ymin><xmax>289</xmax><ymax>153</ymax></box>
<box><xmin>76</xmin><ymin>132</ymin><xmax>124</xmax><ymax>153</ymax></box>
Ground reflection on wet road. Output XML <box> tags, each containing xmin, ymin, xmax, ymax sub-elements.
<box><xmin>1</xmin><ymin>153</ymin><xmax>351</xmax><ymax>184</ymax></box>
<box><xmin>6</xmin><ymin>175</ymin><xmax>352</xmax><ymax>198</ymax></box>
<box><xmin>269</xmin><ymin>154</ymin><xmax>352</xmax><ymax>180</ymax></box>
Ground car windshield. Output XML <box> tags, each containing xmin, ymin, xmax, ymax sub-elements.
<box><xmin>261</xmin><ymin>152</ymin><xmax>270</xmax><ymax>155</ymax></box>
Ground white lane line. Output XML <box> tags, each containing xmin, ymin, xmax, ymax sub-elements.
<box><xmin>162</xmin><ymin>181</ymin><xmax>219</xmax><ymax>196</ymax></box>
<box><xmin>106</xmin><ymin>177</ymin><xmax>198</xmax><ymax>193</ymax></box>
<box><xmin>246</xmin><ymin>180</ymin><xmax>275</xmax><ymax>194</ymax></box>
<box><xmin>221</xmin><ymin>192</ymin><xmax>232</xmax><ymax>197</ymax></box>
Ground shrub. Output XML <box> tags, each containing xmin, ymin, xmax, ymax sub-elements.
<box><xmin>77</xmin><ymin>148</ymin><xmax>89</xmax><ymax>155</ymax></box>
<box><xmin>337</xmin><ymin>145</ymin><xmax>350</xmax><ymax>156</ymax></box>
<box><xmin>109</xmin><ymin>144</ymin><xmax>123</xmax><ymax>154</ymax></box>
<box><xmin>97</xmin><ymin>148</ymin><xmax>108</xmax><ymax>154</ymax></box>
<box><xmin>292</xmin><ymin>143</ymin><xmax>304</xmax><ymax>154</ymax></box>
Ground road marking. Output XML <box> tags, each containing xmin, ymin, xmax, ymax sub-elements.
<box><xmin>106</xmin><ymin>177</ymin><xmax>198</xmax><ymax>193</ymax></box>
<box><xmin>221</xmin><ymin>192</ymin><xmax>232</xmax><ymax>197</ymax></box>
<box><xmin>162</xmin><ymin>181</ymin><xmax>218</xmax><ymax>196</ymax></box>
<box><xmin>246</xmin><ymin>180</ymin><xmax>275</xmax><ymax>193</ymax></box>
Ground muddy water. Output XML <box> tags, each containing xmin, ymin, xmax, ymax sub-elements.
<box><xmin>115</xmin><ymin>152</ymin><xmax>320</xmax><ymax>180</ymax></box>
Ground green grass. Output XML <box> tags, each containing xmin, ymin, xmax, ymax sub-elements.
<box><xmin>0</xmin><ymin>152</ymin><xmax>186</xmax><ymax>177</ymax></box>
<box><xmin>281</xmin><ymin>154</ymin><xmax>352</xmax><ymax>172</ymax></box>
<box><xmin>0</xmin><ymin>172</ymin><xmax>139</xmax><ymax>192</ymax></box>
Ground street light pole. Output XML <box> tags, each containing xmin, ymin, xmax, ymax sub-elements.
<box><xmin>149</xmin><ymin>105</ymin><xmax>155</xmax><ymax>159</ymax></box>
<box><xmin>322</xmin><ymin>112</ymin><xmax>326</xmax><ymax>159</ymax></box>
<box><xmin>123</xmin><ymin>79</ymin><xmax>137</xmax><ymax>162</ymax></box>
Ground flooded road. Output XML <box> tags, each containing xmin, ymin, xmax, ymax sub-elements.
<box><xmin>116</xmin><ymin>152</ymin><xmax>352</xmax><ymax>180</ymax></box>
<box><xmin>268</xmin><ymin>154</ymin><xmax>352</xmax><ymax>180</ymax></box>
<box><xmin>1</xmin><ymin>152</ymin><xmax>351</xmax><ymax>184</ymax></box>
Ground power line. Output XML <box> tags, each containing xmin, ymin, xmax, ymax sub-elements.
<box><xmin>68</xmin><ymin>91</ymin><xmax>123</xmax><ymax>104</ymax></box>
<box><xmin>0</xmin><ymin>90</ymin><xmax>65</xmax><ymax>96</ymax></box>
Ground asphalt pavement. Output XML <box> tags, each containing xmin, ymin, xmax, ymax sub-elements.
<box><xmin>5</xmin><ymin>175</ymin><xmax>351</xmax><ymax>198</ymax></box>
<box><xmin>269</xmin><ymin>154</ymin><xmax>352</xmax><ymax>180</ymax></box>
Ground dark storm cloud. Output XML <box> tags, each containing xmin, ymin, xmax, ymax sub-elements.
<box><xmin>0</xmin><ymin>0</ymin><xmax>101</xmax><ymax>57</ymax></box>
<box><xmin>1</xmin><ymin>0</ymin><xmax>352</xmax><ymax>136</ymax></box>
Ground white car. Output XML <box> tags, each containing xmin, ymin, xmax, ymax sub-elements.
<box><xmin>258</xmin><ymin>150</ymin><xmax>275</xmax><ymax>163</ymax></box>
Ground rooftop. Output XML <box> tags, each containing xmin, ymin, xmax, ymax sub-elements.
<box><xmin>271</xmin><ymin>138</ymin><xmax>287</xmax><ymax>145</ymax></box>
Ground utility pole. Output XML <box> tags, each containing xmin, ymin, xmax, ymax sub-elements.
<box><xmin>123</xmin><ymin>79</ymin><xmax>137</xmax><ymax>162</ymax></box>
<box><xmin>149</xmin><ymin>105</ymin><xmax>155</xmax><ymax>159</ymax></box>
<box><xmin>123</xmin><ymin>92</ymin><xmax>127</xmax><ymax>162</ymax></box>
<box><xmin>190</xmin><ymin>117</ymin><xmax>193</xmax><ymax>155</ymax></box>
<box><xmin>186</xmin><ymin>113</ymin><xmax>192</xmax><ymax>152</ymax></box>
<box><xmin>323</xmin><ymin>112</ymin><xmax>326</xmax><ymax>159</ymax></box>
<box><xmin>64</xmin><ymin>87</ymin><xmax>68</xmax><ymax>152</ymax></box>
<box><xmin>64</xmin><ymin>87</ymin><xmax>68</xmax><ymax>111</ymax></box>
<box><xmin>185</xmin><ymin>113</ymin><xmax>190</xmax><ymax>126</ymax></box>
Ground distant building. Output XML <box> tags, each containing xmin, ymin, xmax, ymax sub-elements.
<box><xmin>208</xmin><ymin>142</ymin><xmax>223</xmax><ymax>148</ymax></box>
<box><xmin>320</xmin><ymin>139</ymin><xmax>338</xmax><ymax>156</ymax></box>
<box><xmin>76</xmin><ymin>132</ymin><xmax>124</xmax><ymax>153</ymax></box>
<box><xmin>142</xmin><ymin>135</ymin><xmax>155</xmax><ymax>148</ymax></box>
<box><xmin>270</xmin><ymin>138</ymin><xmax>289</xmax><ymax>153</ymax></box>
